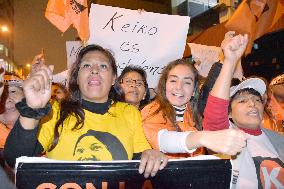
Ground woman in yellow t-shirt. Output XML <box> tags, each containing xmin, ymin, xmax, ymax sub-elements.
<box><xmin>4</xmin><ymin>45</ymin><xmax>167</xmax><ymax>178</ymax></box>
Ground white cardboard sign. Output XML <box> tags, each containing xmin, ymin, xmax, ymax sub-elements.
<box><xmin>88</xmin><ymin>4</ymin><xmax>190</xmax><ymax>88</ymax></box>
<box><xmin>66</xmin><ymin>41</ymin><xmax>84</xmax><ymax>69</ymax></box>
<box><xmin>189</xmin><ymin>43</ymin><xmax>243</xmax><ymax>80</ymax></box>
<box><xmin>189</xmin><ymin>43</ymin><xmax>222</xmax><ymax>77</ymax></box>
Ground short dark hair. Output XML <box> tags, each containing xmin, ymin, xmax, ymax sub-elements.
<box><xmin>229</xmin><ymin>88</ymin><xmax>263</xmax><ymax>113</ymax></box>
<box><xmin>115</xmin><ymin>65</ymin><xmax>150</xmax><ymax>109</ymax></box>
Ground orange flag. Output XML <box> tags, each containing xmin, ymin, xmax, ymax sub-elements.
<box><xmin>45</xmin><ymin>0</ymin><xmax>89</xmax><ymax>41</ymax></box>
<box><xmin>225</xmin><ymin>0</ymin><xmax>283</xmax><ymax>54</ymax></box>
<box><xmin>271</xmin><ymin>0</ymin><xmax>284</xmax><ymax>26</ymax></box>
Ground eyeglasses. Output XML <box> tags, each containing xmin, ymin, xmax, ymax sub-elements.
<box><xmin>120</xmin><ymin>78</ymin><xmax>145</xmax><ymax>87</ymax></box>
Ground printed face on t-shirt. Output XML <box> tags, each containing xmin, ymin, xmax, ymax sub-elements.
<box><xmin>72</xmin><ymin>130</ymin><xmax>128</xmax><ymax>161</ymax></box>
<box><xmin>73</xmin><ymin>136</ymin><xmax>112</xmax><ymax>161</ymax></box>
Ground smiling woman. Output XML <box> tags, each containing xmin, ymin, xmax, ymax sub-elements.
<box><xmin>141</xmin><ymin>59</ymin><xmax>204</xmax><ymax>158</ymax></box>
<box><xmin>141</xmin><ymin>59</ymin><xmax>249</xmax><ymax>159</ymax></box>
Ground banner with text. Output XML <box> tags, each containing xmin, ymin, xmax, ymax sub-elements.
<box><xmin>88</xmin><ymin>4</ymin><xmax>190</xmax><ymax>88</ymax></box>
<box><xmin>16</xmin><ymin>157</ymin><xmax>231</xmax><ymax>189</ymax></box>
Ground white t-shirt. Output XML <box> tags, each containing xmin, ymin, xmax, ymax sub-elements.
<box><xmin>232</xmin><ymin>132</ymin><xmax>284</xmax><ymax>189</ymax></box>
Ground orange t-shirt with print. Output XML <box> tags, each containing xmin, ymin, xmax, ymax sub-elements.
<box><xmin>141</xmin><ymin>101</ymin><xmax>204</xmax><ymax>159</ymax></box>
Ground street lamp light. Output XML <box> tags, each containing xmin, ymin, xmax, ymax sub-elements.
<box><xmin>0</xmin><ymin>24</ymin><xmax>10</xmax><ymax>51</ymax></box>
<box><xmin>1</xmin><ymin>25</ymin><xmax>9</xmax><ymax>33</ymax></box>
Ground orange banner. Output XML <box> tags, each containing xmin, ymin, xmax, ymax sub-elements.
<box><xmin>225</xmin><ymin>0</ymin><xmax>283</xmax><ymax>54</ymax></box>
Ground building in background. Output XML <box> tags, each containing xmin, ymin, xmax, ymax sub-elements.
<box><xmin>13</xmin><ymin>0</ymin><xmax>172</xmax><ymax>77</ymax></box>
<box><xmin>93</xmin><ymin>0</ymin><xmax>172</xmax><ymax>14</ymax></box>
<box><xmin>8</xmin><ymin>0</ymin><xmax>284</xmax><ymax>79</ymax></box>
<box><xmin>0</xmin><ymin>0</ymin><xmax>22</xmax><ymax>77</ymax></box>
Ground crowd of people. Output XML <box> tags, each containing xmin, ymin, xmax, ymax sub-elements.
<box><xmin>0</xmin><ymin>33</ymin><xmax>283</xmax><ymax>188</ymax></box>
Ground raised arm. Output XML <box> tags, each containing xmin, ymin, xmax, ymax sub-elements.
<box><xmin>3</xmin><ymin>64</ymin><xmax>53</xmax><ymax>167</ymax></box>
<box><xmin>203</xmin><ymin>34</ymin><xmax>248</xmax><ymax>131</ymax></box>
<box><xmin>20</xmin><ymin>65</ymin><xmax>54</xmax><ymax>130</ymax></box>
<box><xmin>211</xmin><ymin>34</ymin><xmax>248</xmax><ymax>99</ymax></box>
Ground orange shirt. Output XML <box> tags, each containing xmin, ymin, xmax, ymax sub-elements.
<box><xmin>262</xmin><ymin>112</ymin><xmax>284</xmax><ymax>135</ymax></box>
<box><xmin>263</xmin><ymin>94</ymin><xmax>284</xmax><ymax>135</ymax></box>
<box><xmin>0</xmin><ymin>123</ymin><xmax>10</xmax><ymax>149</ymax></box>
<box><xmin>141</xmin><ymin>101</ymin><xmax>204</xmax><ymax>159</ymax></box>
<box><xmin>268</xmin><ymin>95</ymin><xmax>284</xmax><ymax>120</ymax></box>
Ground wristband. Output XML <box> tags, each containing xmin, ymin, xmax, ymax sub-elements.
<box><xmin>15</xmin><ymin>98</ymin><xmax>51</xmax><ymax>120</ymax></box>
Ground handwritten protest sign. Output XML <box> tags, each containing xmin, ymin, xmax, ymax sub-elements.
<box><xmin>88</xmin><ymin>4</ymin><xmax>190</xmax><ymax>88</ymax></box>
<box><xmin>189</xmin><ymin>43</ymin><xmax>222</xmax><ymax>77</ymax></box>
<box><xmin>52</xmin><ymin>70</ymin><xmax>68</xmax><ymax>85</ymax></box>
<box><xmin>52</xmin><ymin>41</ymin><xmax>84</xmax><ymax>86</ymax></box>
<box><xmin>66</xmin><ymin>41</ymin><xmax>83</xmax><ymax>69</ymax></box>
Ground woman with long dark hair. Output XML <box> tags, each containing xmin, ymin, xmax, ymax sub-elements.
<box><xmin>4</xmin><ymin>45</ymin><xmax>167</xmax><ymax>178</ymax></box>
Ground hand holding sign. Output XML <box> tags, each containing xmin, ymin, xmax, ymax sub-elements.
<box><xmin>139</xmin><ymin>149</ymin><xmax>168</xmax><ymax>178</ymax></box>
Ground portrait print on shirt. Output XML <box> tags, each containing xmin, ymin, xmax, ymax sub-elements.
<box><xmin>73</xmin><ymin>130</ymin><xmax>128</xmax><ymax>161</ymax></box>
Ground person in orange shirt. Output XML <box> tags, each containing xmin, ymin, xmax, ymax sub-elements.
<box><xmin>0</xmin><ymin>75</ymin><xmax>24</xmax><ymax>149</ymax></box>
<box><xmin>0</xmin><ymin>125</ymin><xmax>9</xmax><ymax>150</ymax></box>
<box><xmin>0</xmin><ymin>63</ymin><xmax>17</xmax><ymax>189</ymax></box>
<box><xmin>263</xmin><ymin>74</ymin><xmax>284</xmax><ymax>134</ymax></box>
<box><xmin>0</xmin><ymin>53</ymin><xmax>44</xmax><ymax>148</ymax></box>
<box><xmin>142</xmin><ymin>59</ymin><xmax>248</xmax><ymax>159</ymax></box>
<box><xmin>0</xmin><ymin>65</ymin><xmax>7</xmax><ymax>149</ymax></box>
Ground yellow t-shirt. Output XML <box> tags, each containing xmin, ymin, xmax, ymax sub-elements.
<box><xmin>38</xmin><ymin>101</ymin><xmax>151</xmax><ymax>161</ymax></box>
